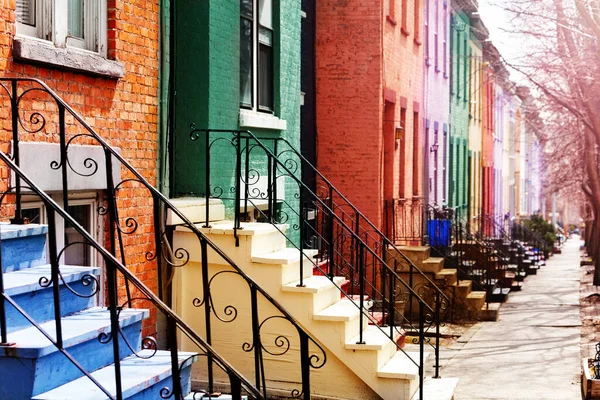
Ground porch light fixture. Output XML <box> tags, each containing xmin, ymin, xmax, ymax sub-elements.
<box><xmin>395</xmin><ymin>125</ymin><xmax>404</xmax><ymax>140</ymax></box>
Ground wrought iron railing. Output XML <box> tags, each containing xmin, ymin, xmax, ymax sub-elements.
<box><xmin>384</xmin><ymin>198</ymin><xmax>424</xmax><ymax>245</ymax></box>
<box><xmin>452</xmin><ymin>216</ymin><xmax>498</xmax><ymax>294</ymax></box>
<box><xmin>511</xmin><ymin>221</ymin><xmax>551</xmax><ymax>257</ymax></box>
<box><xmin>0</xmin><ymin>78</ymin><xmax>327</xmax><ymax>399</ymax></box>
<box><xmin>189</xmin><ymin>129</ymin><xmax>451</xmax><ymax>393</ymax></box>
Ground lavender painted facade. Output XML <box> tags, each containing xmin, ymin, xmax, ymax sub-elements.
<box><xmin>424</xmin><ymin>0</ymin><xmax>451</xmax><ymax>207</ymax></box>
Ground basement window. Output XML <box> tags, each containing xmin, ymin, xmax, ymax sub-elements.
<box><xmin>22</xmin><ymin>195</ymin><xmax>99</xmax><ymax>267</ymax></box>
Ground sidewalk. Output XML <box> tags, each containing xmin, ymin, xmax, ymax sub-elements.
<box><xmin>439</xmin><ymin>238</ymin><xmax>581</xmax><ymax>400</ymax></box>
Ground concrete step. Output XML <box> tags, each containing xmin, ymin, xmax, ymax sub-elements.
<box><xmin>251</xmin><ymin>247</ymin><xmax>316</xmax><ymax>284</ymax></box>
<box><xmin>346</xmin><ymin>325</ymin><xmax>404</xmax><ymax>351</ymax></box>
<box><xmin>0</xmin><ymin>224</ymin><xmax>48</xmax><ymax>273</ymax></box>
<box><xmin>251</xmin><ymin>248</ymin><xmax>318</xmax><ymax>265</ymax></box>
<box><xmin>4</xmin><ymin>264</ymin><xmax>101</xmax><ymax>332</ymax></box>
<box><xmin>0</xmin><ymin>307</ymin><xmax>148</xmax><ymax>398</ymax></box>
<box><xmin>435</xmin><ymin>268</ymin><xmax>457</xmax><ymax>285</ymax></box>
<box><xmin>282</xmin><ymin>275</ymin><xmax>346</xmax><ymax>313</ymax></box>
<box><xmin>455</xmin><ymin>280</ymin><xmax>472</xmax><ymax>298</ymax></box>
<box><xmin>32</xmin><ymin>350</ymin><xmax>198</xmax><ymax>399</ymax></box>
<box><xmin>480</xmin><ymin>302</ymin><xmax>501</xmax><ymax>321</ymax></box>
<box><xmin>313</xmin><ymin>297</ymin><xmax>372</xmax><ymax>322</ymax></box>
<box><xmin>378</xmin><ymin>351</ymin><xmax>429</xmax><ymax>380</ymax></box>
<box><xmin>420</xmin><ymin>257</ymin><xmax>444</xmax><ymax>273</ymax></box>
<box><xmin>411</xmin><ymin>377</ymin><xmax>459</xmax><ymax>400</ymax></box>
<box><xmin>466</xmin><ymin>291</ymin><xmax>486</xmax><ymax>311</ymax></box>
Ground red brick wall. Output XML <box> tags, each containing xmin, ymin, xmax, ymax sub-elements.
<box><xmin>315</xmin><ymin>0</ymin><xmax>384</xmax><ymax>227</ymax></box>
<box><xmin>0</xmin><ymin>1</ymin><xmax>160</xmax><ymax>333</ymax></box>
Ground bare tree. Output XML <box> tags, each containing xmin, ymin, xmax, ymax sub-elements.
<box><xmin>487</xmin><ymin>0</ymin><xmax>600</xmax><ymax>283</ymax></box>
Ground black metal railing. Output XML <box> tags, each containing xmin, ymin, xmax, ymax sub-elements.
<box><xmin>0</xmin><ymin>78</ymin><xmax>327</xmax><ymax>399</ymax></box>
<box><xmin>452</xmin><ymin>216</ymin><xmax>497</xmax><ymax>292</ymax></box>
<box><xmin>384</xmin><ymin>198</ymin><xmax>424</xmax><ymax>245</ymax></box>
<box><xmin>511</xmin><ymin>221</ymin><xmax>551</xmax><ymax>257</ymax></box>
<box><xmin>189</xmin><ymin>129</ymin><xmax>451</xmax><ymax>393</ymax></box>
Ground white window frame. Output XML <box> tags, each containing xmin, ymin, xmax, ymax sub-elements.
<box><xmin>240</xmin><ymin>0</ymin><xmax>274</xmax><ymax>113</ymax></box>
<box><xmin>16</xmin><ymin>0</ymin><xmax>107</xmax><ymax>56</ymax></box>
<box><xmin>22</xmin><ymin>193</ymin><xmax>99</xmax><ymax>268</ymax></box>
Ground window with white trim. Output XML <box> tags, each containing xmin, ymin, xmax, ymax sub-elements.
<box><xmin>240</xmin><ymin>0</ymin><xmax>274</xmax><ymax>112</ymax></box>
<box><xmin>22</xmin><ymin>195</ymin><xmax>99</xmax><ymax>267</ymax></box>
<box><xmin>16</xmin><ymin>0</ymin><xmax>107</xmax><ymax>54</ymax></box>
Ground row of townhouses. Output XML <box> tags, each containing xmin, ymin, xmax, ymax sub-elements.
<box><xmin>0</xmin><ymin>0</ymin><xmax>545</xmax><ymax>399</ymax></box>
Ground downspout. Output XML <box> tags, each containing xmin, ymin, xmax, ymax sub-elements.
<box><xmin>158</xmin><ymin>0</ymin><xmax>171</xmax><ymax>195</ymax></box>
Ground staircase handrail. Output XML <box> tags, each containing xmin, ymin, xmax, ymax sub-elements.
<box><xmin>191</xmin><ymin>129</ymin><xmax>447</xmax><ymax>391</ymax></box>
<box><xmin>0</xmin><ymin>151</ymin><xmax>263</xmax><ymax>400</ymax></box>
<box><xmin>194</xmin><ymin>130</ymin><xmax>450</xmax><ymax>307</ymax></box>
<box><xmin>0</xmin><ymin>78</ymin><xmax>327</xmax><ymax>400</ymax></box>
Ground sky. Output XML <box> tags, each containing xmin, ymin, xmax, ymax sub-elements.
<box><xmin>477</xmin><ymin>0</ymin><xmax>528</xmax><ymax>81</ymax></box>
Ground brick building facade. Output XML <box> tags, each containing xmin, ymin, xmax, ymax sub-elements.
<box><xmin>0</xmin><ymin>0</ymin><xmax>161</xmax><ymax>331</ymax></box>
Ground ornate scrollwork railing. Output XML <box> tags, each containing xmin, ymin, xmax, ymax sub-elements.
<box><xmin>189</xmin><ymin>129</ymin><xmax>451</xmax><ymax>395</ymax></box>
<box><xmin>0</xmin><ymin>78</ymin><xmax>327</xmax><ymax>400</ymax></box>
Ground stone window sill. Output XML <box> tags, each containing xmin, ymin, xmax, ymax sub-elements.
<box><xmin>239</xmin><ymin>109</ymin><xmax>287</xmax><ymax>131</ymax></box>
<box><xmin>13</xmin><ymin>36</ymin><xmax>125</xmax><ymax>79</ymax></box>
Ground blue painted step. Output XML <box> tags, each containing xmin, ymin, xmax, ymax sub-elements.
<box><xmin>3</xmin><ymin>264</ymin><xmax>101</xmax><ymax>332</ymax></box>
<box><xmin>185</xmin><ymin>395</ymin><xmax>248</xmax><ymax>399</ymax></box>
<box><xmin>0</xmin><ymin>307</ymin><xmax>148</xmax><ymax>398</ymax></box>
<box><xmin>0</xmin><ymin>224</ymin><xmax>48</xmax><ymax>273</ymax></box>
<box><xmin>32</xmin><ymin>350</ymin><xmax>198</xmax><ymax>400</ymax></box>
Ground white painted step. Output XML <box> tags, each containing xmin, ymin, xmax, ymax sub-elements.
<box><xmin>4</xmin><ymin>264</ymin><xmax>101</xmax><ymax>296</ymax></box>
<box><xmin>346</xmin><ymin>325</ymin><xmax>404</xmax><ymax>351</ymax></box>
<box><xmin>33</xmin><ymin>350</ymin><xmax>198</xmax><ymax>399</ymax></box>
<box><xmin>378</xmin><ymin>351</ymin><xmax>429</xmax><ymax>379</ymax></box>
<box><xmin>282</xmin><ymin>275</ymin><xmax>346</xmax><ymax>293</ymax></box>
<box><xmin>410</xmin><ymin>377</ymin><xmax>459</xmax><ymax>400</ymax></box>
<box><xmin>2</xmin><ymin>307</ymin><xmax>148</xmax><ymax>358</ymax></box>
<box><xmin>313</xmin><ymin>297</ymin><xmax>373</xmax><ymax>322</ymax></box>
<box><xmin>251</xmin><ymin>248</ymin><xmax>318</xmax><ymax>265</ymax></box>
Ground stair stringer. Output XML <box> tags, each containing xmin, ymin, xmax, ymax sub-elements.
<box><xmin>173</xmin><ymin>222</ymin><xmax>423</xmax><ymax>400</ymax></box>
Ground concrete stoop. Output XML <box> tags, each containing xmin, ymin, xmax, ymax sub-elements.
<box><xmin>387</xmin><ymin>245</ymin><xmax>489</xmax><ymax>322</ymax></box>
<box><xmin>173</xmin><ymin>221</ymin><xmax>459</xmax><ymax>400</ymax></box>
<box><xmin>0</xmin><ymin>224</ymin><xmax>198</xmax><ymax>399</ymax></box>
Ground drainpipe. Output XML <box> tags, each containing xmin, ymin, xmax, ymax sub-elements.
<box><xmin>158</xmin><ymin>0</ymin><xmax>171</xmax><ymax>195</ymax></box>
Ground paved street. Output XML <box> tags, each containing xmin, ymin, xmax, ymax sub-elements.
<box><xmin>441</xmin><ymin>238</ymin><xmax>581</xmax><ymax>400</ymax></box>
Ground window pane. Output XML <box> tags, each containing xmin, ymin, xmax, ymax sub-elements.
<box><xmin>258</xmin><ymin>42</ymin><xmax>273</xmax><ymax>111</ymax></box>
<box><xmin>241</xmin><ymin>0</ymin><xmax>253</xmax><ymax>18</ymax></box>
<box><xmin>69</xmin><ymin>0</ymin><xmax>84</xmax><ymax>39</ymax></box>
<box><xmin>22</xmin><ymin>207</ymin><xmax>42</xmax><ymax>224</ymax></box>
<box><xmin>16</xmin><ymin>0</ymin><xmax>35</xmax><ymax>26</ymax></box>
<box><xmin>259</xmin><ymin>0</ymin><xmax>272</xmax><ymax>30</ymax></box>
<box><xmin>240</xmin><ymin>18</ymin><xmax>253</xmax><ymax>107</ymax></box>
<box><xmin>65</xmin><ymin>204</ymin><xmax>92</xmax><ymax>266</ymax></box>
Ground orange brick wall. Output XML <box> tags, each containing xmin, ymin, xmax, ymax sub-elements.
<box><xmin>0</xmin><ymin>1</ymin><xmax>160</xmax><ymax>333</ymax></box>
<box><xmin>315</xmin><ymin>0</ymin><xmax>384</xmax><ymax>227</ymax></box>
<box><xmin>316</xmin><ymin>0</ymin><xmax>424</xmax><ymax>232</ymax></box>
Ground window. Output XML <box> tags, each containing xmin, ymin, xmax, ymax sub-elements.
<box><xmin>443</xmin><ymin>1</ymin><xmax>448</xmax><ymax>77</ymax></box>
<box><xmin>401</xmin><ymin>0</ymin><xmax>408</xmax><ymax>33</ymax></box>
<box><xmin>240</xmin><ymin>0</ymin><xmax>274</xmax><ymax>112</ymax></box>
<box><xmin>434</xmin><ymin>0</ymin><xmax>439</xmax><ymax>70</ymax></box>
<box><xmin>399</xmin><ymin>107</ymin><xmax>407</xmax><ymax>199</ymax></box>
<box><xmin>386</xmin><ymin>0</ymin><xmax>395</xmax><ymax>21</ymax></box>
<box><xmin>22</xmin><ymin>195</ymin><xmax>98</xmax><ymax>267</ymax></box>
<box><xmin>412</xmin><ymin>111</ymin><xmax>419</xmax><ymax>196</ymax></box>
<box><xmin>414</xmin><ymin>0</ymin><xmax>421</xmax><ymax>43</ymax></box>
<box><xmin>424</xmin><ymin>0</ymin><xmax>429</xmax><ymax>63</ymax></box>
<box><xmin>16</xmin><ymin>0</ymin><xmax>106</xmax><ymax>53</ymax></box>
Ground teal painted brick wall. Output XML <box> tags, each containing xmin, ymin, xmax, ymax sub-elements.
<box><xmin>449</xmin><ymin>10</ymin><xmax>470</xmax><ymax>218</ymax></box>
<box><xmin>171</xmin><ymin>0</ymin><xmax>302</xmax><ymax>242</ymax></box>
